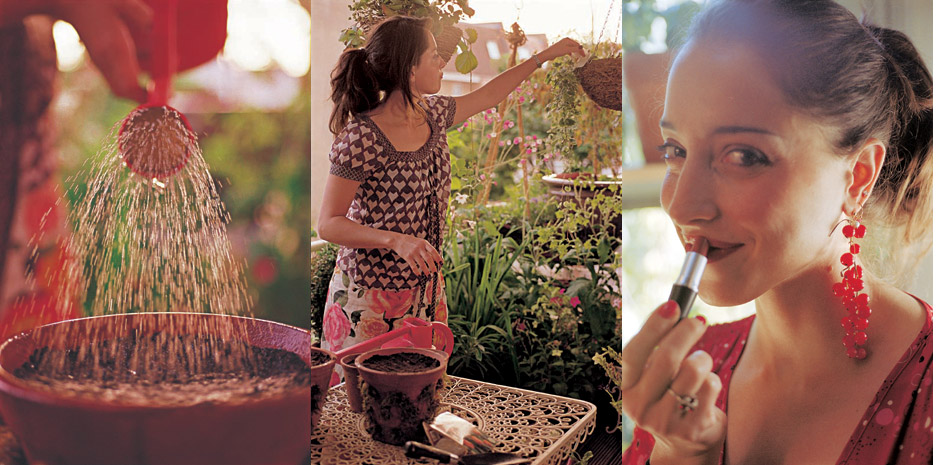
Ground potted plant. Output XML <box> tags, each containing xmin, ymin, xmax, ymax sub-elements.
<box><xmin>622</xmin><ymin>0</ymin><xmax>701</xmax><ymax>164</ymax></box>
<box><xmin>0</xmin><ymin>313</ymin><xmax>313</xmax><ymax>465</ymax></box>
<box><xmin>542</xmin><ymin>41</ymin><xmax>623</xmax><ymax>206</ymax></box>
<box><xmin>311</xmin><ymin>346</ymin><xmax>338</xmax><ymax>430</ymax></box>
<box><xmin>340</xmin><ymin>0</ymin><xmax>480</xmax><ymax>74</ymax></box>
<box><xmin>355</xmin><ymin>347</ymin><xmax>448</xmax><ymax>445</ymax></box>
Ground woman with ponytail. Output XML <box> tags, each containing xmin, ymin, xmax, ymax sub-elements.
<box><xmin>622</xmin><ymin>1</ymin><xmax>932</xmax><ymax>463</ymax></box>
<box><xmin>318</xmin><ymin>16</ymin><xmax>584</xmax><ymax>358</ymax></box>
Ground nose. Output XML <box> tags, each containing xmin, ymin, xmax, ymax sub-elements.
<box><xmin>661</xmin><ymin>155</ymin><xmax>719</xmax><ymax>228</ymax></box>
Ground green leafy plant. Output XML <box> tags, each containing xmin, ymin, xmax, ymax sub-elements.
<box><xmin>443</xmin><ymin>208</ymin><xmax>530</xmax><ymax>382</ymax></box>
<box><xmin>340</xmin><ymin>0</ymin><xmax>480</xmax><ymax>74</ymax></box>
<box><xmin>544</xmin><ymin>42</ymin><xmax>622</xmax><ymax>177</ymax></box>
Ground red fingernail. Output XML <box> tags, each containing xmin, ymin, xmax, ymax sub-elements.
<box><xmin>658</xmin><ymin>301</ymin><xmax>678</xmax><ymax>319</ymax></box>
<box><xmin>695</xmin><ymin>315</ymin><xmax>707</xmax><ymax>325</ymax></box>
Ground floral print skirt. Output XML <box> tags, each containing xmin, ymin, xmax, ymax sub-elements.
<box><xmin>321</xmin><ymin>265</ymin><xmax>448</xmax><ymax>359</ymax></box>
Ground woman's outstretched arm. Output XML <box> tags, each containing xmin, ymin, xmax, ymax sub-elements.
<box><xmin>451</xmin><ymin>37</ymin><xmax>584</xmax><ymax>126</ymax></box>
<box><xmin>317</xmin><ymin>174</ymin><xmax>442</xmax><ymax>276</ymax></box>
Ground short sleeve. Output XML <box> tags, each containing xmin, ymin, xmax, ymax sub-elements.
<box><xmin>328</xmin><ymin>119</ymin><xmax>381</xmax><ymax>182</ymax></box>
<box><xmin>424</xmin><ymin>95</ymin><xmax>457</xmax><ymax>130</ymax></box>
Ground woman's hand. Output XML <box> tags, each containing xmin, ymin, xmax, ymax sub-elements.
<box><xmin>539</xmin><ymin>37</ymin><xmax>586</xmax><ymax>62</ymax></box>
<box><xmin>622</xmin><ymin>301</ymin><xmax>726</xmax><ymax>465</ymax></box>
<box><xmin>391</xmin><ymin>233</ymin><xmax>442</xmax><ymax>276</ymax></box>
<box><xmin>1</xmin><ymin>0</ymin><xmax>151</xmax><ymax>102</ymax></box>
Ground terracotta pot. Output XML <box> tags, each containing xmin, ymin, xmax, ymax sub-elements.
<box><xmin>355</xmin><ymin>347</ymin><xmax>448</xmax><ymax>445</ymax></box>
<box><xmin>338</xmin><ymin>352</ymin><xmax>364</xmax><ymax>413</ymax></box>
<box><xmin>0</xmin><ymin>313</ymin><xmax>310</xmax><ymax>465</ymax></box>
<box><xmin>542</xmin><ymin>172</ymin><xmax>622</xmax><ymax>204</ymax></box>
<box><xmin>311</xmin><ymin>347</ymin><xmax>337</xmax><ymax>430</ymax></box>
<box><xmin>623</xmin><ymin>51</ymin><xmax>672</xmax><ymax>164</ymax></box>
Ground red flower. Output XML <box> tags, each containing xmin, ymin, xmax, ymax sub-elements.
<box><xmin>0</xmin><ymin>292</ymin><xmax>80</xmax><ymax>343</ymax></box>
<box><xmin>570</xmin><ymin>296</ymin><xmax>581</xmax><ymax>307</ymax></box>
<box><xmin>251</xmin><ymin>256</ymin><xmax>278</xmax><ymax>285</ymax></box>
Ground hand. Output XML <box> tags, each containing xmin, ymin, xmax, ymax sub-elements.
<box><xmin>1</xmin><ymin>0</ymin><xmax>151</xmax><ymax>102</ymax></box>
<box><xmin>622</xmin><ymin>301</ymin><xmax>726</xmax><ymax>464</ymax></box>
<box><xmin>391</xmin><ymin>233</ymin><xmax>443</xmax><ymax>276</ymax></box>
<box><xmin>540</xmin><ymin>37</ymin><xmax>586</xmax><ymax>62</ymax></box>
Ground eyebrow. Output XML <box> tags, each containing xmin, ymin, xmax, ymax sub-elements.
<box><xmin>659</xmin><ymin>120</ymin><xmax>777</xmax><ymax>136</ymax></box>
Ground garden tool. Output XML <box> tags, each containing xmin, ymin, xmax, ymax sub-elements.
<box><xmin>405</xmin><ymin>441</ymin><xmax>531</xmax><ymax>465</ymax></box>
<box><xmin>119</xmin><ymin>0</ymin><xmax>228</xmax><ymax>180</ymax></box>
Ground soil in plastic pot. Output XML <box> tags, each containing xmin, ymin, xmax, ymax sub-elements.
<box><xmin>361</xmin><ymin>352</ymin><xmax>442</xmax><ymax>446</ymax></box>
<box><xmin>13</xmin><ymin>334</ymin><xmax>311</xmax><ymax>405</ymax></box>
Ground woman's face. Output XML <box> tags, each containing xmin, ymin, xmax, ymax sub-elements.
<box><xmin>411</xmin><ymin>30</ymin><xmax>445</xmax><ymax>95</ymax></box>
<box><xmin>659</xmin><ymin>38</ymin><xmax>853</xmax><ymax>306</ymax></box>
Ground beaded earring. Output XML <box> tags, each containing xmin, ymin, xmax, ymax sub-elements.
<box><xmin>833</xmin><ymin>209</ymin><xmax>870</xmax><ymax>360</ymax></box>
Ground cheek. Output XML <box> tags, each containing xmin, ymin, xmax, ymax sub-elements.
<box><xmin>659</xmin><ymin>172</ymin><xmax>677</xmax><ymax>216</ymax></box>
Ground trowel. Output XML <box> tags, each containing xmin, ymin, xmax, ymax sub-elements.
<box><xmin>405</xmin><ymin>441</ymin><xmax>532</xmax><ymax>465</ymax></box>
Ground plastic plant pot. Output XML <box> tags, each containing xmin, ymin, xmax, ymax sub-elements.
<box><xmin>311</xmin><ymin>346</ymin><xmax>337</xmax><ymax>430</ymax></box>
<box><xmin>355</xmin><ymin>347</ymin><xmax>448</xmax><ymax>446</ymax></box>
<box><xmin>339</xmin><ymin>352</ymin><xmax>364</xmax><ymax>413</ymax></box>
<box><xmin>0</xmin><ymin>313</ymin><xmax>311</xmax><ymax>465</ymax></box>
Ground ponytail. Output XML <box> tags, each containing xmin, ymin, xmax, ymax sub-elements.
<box><xmin>329</xmin><ymin>48</ymin><xmax>380</xmax><ymax>135</ymax></box>
<box><xmin>329</xmin><ymin>16</ymin><xmax>432</xmax><ymax>135</ymax></box>
<box><xmin>864</xmin><ymin>24</ymin><xmax>933</xmax><ymax>246</ymax></box>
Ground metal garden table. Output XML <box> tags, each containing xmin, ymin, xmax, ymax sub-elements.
<box><xmin>311</xmin><ymin>376</ymin><xmax>597</xmax><ymax>465</ymax></box>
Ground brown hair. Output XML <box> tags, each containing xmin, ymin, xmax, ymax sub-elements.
<box><xmin>329</xmin><ymin>16</ymin><xmax>431</xmax><ymax>135</ymax></box>
<box><xmin>683</xmin><ymin>0</ymin><xmax>932</xmax><ymax>257</ymax></box>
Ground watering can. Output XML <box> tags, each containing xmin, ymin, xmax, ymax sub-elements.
<box><xmin>335</xmin><ymin>318</ymin><xmax>455</xmax><ymax>360</ymax></box>
<box><xmin>120</xmin><ymin>0</ymin><xmax>228</xmax><ymax>180</ymax></box>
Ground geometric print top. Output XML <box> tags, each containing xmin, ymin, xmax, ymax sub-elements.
<box><xmin>624</xmin><ymin>297</ymin><xmax>933</xmax><ymax>465</ymax></box>
<box><xmin>329</xmin><ymin>95</ymin><xmax>456</xmax><ymax>290</ymax></box>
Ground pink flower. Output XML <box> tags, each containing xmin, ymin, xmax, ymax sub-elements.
<box><xmin>513</xmin><ymin>137</ymin><xmax>522</xmax><ymax>145</ymax></box>
<box><xmin>498</xmin><ymin>141</ymin><xmax>505</xmax><ymax>147</ymax></box>
<box><xmin>519</xmin><ymin>159</ymin><xmax>527</xmax><ymax>166</ymax></box>
<box><xmin>559</xmin><ymin>288</ymin><xmax>565</xmax><ymax>295</ymax></box>
<box><xmin>488</xmin><ymin>132</ymin><xmax>497</xmax><ymax>139</ymax></box>
<box><xmin>480</xmin><ymin>174</ymin><xmax>486</xmax><ymax>181</ymax></box>
<box><xmin>526</xmin><ymin>148</ymin><xmax>532</xmax><ymax>155</ymax></box>
<box><xmin>365</xmin><ymin>288</ymin><xmax>415</xmax><ymax>319</ymax></box>
<box><xmin>358</xmin><ymin>317</ymin><xmax>390</xmax><ymax>340</ymax></box>
<box><xmin>570</xmin><ymin>296</ymin><xmax>581</xmax><ymax>307</ymax></box>
<box><xmin>518</xmin><ymin>96</ymin><xmax>525</xmax><ymax>103</ymax></box>
<box><xmin>323</xmin><ymin>303</ymin><xmax>351</xmax><ymax>349</ymax></box>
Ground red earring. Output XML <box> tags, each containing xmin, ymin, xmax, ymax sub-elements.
<box><xmin>833</xmin><ymin>210</ymin><xmax>869</xmax><ymax>360</ymax></box>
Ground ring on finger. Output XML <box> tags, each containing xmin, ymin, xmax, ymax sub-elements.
<box><xmin>666</xmin><ymin>387</ymin><xmax>699</xmax><ymax>414</ymax></box>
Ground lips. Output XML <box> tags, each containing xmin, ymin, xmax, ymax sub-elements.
<box><xmin>685</xmin><ymin>237</ymin><xmax>743</xmax><ymax>263</ymax></box>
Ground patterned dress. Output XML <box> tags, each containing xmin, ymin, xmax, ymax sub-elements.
<box><xmin>624</xmin><ymin>299</ymin><xmax>933</xmax><ymax>464</ymax></box>
<box><xmin>321</xmin><ymin>96</ymin><xmax>455</xmax><ymax>361</ymax></box>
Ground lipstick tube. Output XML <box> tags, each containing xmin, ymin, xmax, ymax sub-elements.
<box><xmin>669</xmin><ymin>239</ymin><xmax>709</xmax><ymax>319</ymax></box>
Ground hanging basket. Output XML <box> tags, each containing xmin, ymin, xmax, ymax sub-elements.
<box><xmin>435</xmin><ymin>25</ymin><xmax>463</xmax><ymax>63</ymax></box>
<box><xmin>574</xmin><ymin>57</ymin><xmax>622</xmax><ymax>111</ymax></box>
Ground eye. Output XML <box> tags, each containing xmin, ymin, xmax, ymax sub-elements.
<box><xmin>656</xmin><ymin>142</ymin><xmax>686</xmax><ymax>161</ymax></box>
<box><xmin>722</xmin><ymin>147</ymin><xmax>771</xmax><ymax>167</ymax></box>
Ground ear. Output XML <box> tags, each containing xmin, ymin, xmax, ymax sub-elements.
<box><xmin>845</xmin><ymin>138</ymin><xmax>885</xmax><ymax>216</ymax></box>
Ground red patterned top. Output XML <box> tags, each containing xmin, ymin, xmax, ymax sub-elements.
<box><xmin>624</xmin><ymin>300</ymin><xmax>933</xmax><ymax>465</ymax></box>
<box><xmin>328</xmin><ymin>95</ymin><xmax>456</xmax><ymax>290</ymax></box>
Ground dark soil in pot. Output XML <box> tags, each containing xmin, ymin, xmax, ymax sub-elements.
<box><xmin>13</xmin><ymin>334</ymin><xmax>310</xmax><ymax>406</ymax></box>
<box><xmin>360</xmin><ymin>352</ymin><xmax>439</xmax><ymax>373</ymax></box>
